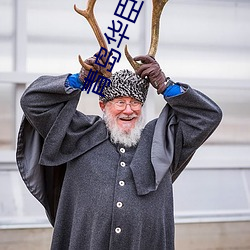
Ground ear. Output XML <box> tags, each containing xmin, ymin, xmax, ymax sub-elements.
<box><xmin>99</xmin><ymin>101</ymin><xmax>106</xmax><ymax>111</ymax></box>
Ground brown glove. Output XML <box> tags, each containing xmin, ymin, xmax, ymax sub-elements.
<box><xmin>134</xmin><ymin>55</ymin><xmax>167</xmax><ymax>94</ymax></box>
<box><xmin>79</xmin><ymin>53</ymin><xmax>108</xmax><ymax>83</ymax></box>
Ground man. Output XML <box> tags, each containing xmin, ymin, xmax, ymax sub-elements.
<box><xmin>16</xmin><ymin>54</ymin><xmax>222</xmax><ymax>249</ymax></box>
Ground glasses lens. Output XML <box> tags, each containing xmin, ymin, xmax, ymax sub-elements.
<box><xmin>115</xmin><ymin>101</ymin><xmax>125</xmax><ymax>110</ymax></box>
<box><xmin>113</xmin><ymin>101</ymin><xmax>142</xmax><ymax>110</ymax></box>
<box><xmin>130</xmin><ymin>102</ymin><xmax>141</xmax><ymax>110</ymax></box>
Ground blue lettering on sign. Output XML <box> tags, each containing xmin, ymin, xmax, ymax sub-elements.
<box><xmin>92</xmin><ymin>76</ymin><xmax>111</xmax><ymax>97</ymax></box>
<box><xmin>82</xmin><ymin>69</ymin><xmax>111</xmax><ymax>97</ymax></box>
<box><xmin>95</xmin><ymin>47</ymin><xmax>121</xmax><ymax>73</ymax></box>
<box><xmin>85</xmin><ymin>0</ymin><xmax>144</xmax><ymax>97</ymax></box>
<box><xmin>114</xmin><ymin>0</ymin><xmax>144</xmax><ymax>23</ymax></box>
<box><xmin>104</xmin><ymin>20</ymin><xmax>129</xmax><ymax>48</ymax></box>
<box><xmin>81</xmin><ymin>69</ymin><xmax>98</xmax><ymax>94</ymax></box>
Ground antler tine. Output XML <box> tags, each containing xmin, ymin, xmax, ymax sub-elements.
<box><xmin>74</xmin><ymin>0</ymin><xmax>112</xmax><ymax>78</ymax></box>
<box><xmin>148</xmin><ymin>0</ymin><xmax>168</xmax><ymax>57</ymax></box>
<box><xmin>124</xmin><ymin>45</ymin><xmax>141</xmax><ymax>71</ymax></box>
<box><xmin>125</xmin><ymin>0</ymin><xmax>168</xmax><ymax>71</ymax></box>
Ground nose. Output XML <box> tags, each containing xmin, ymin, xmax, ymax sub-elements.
<box><xmin>122</xmin><ymin>103</ymin><xmax>134</xmax><ymax>115</ymax></box>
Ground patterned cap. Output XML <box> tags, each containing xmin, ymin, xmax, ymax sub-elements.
<box><xmin>99</xmin><ymin>69</ymin><xmax>149</xmax><ymax>103</ymax></box>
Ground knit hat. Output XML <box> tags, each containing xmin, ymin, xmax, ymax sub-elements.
<box><xmin>99</xmin><ymin>69</ymin><xmax>149</xmax><ymax>103</ymax></box>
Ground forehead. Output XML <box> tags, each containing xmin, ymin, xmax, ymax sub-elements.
<box><xmin>112</xmin><ymin>96</ymin><xmax>138</xmax><ymax>102</ymax></box>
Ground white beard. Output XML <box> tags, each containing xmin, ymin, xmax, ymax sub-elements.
<box><xmin>103</xmin><ymin>109</ymin><xmax>145</xmax><ymax>147</ymax></box>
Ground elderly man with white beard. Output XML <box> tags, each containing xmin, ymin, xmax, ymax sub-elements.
<box><xmin>17</xmin><ymin>54</ymin><xmax>222</xmax><ymax>250</ymax></box>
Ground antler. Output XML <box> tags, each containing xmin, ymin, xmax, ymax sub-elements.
<box><xmin>125</xmin><ymin>0</ymin><xmax>168</xmax><ymax>70</ymax></box>
<box><xmin>74</xmin><ymin>0</ymin><xmax>112</xmax><ymax>78</ymax></box>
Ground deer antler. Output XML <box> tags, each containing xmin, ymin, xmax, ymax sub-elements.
<box><xmin>125</xmin><ymin>0</ymin><xmax>168</xmax><ymax>70</ymax></box>
<box><xmin>74</xmin><ymin>0</ymin><xmax>112</xmax><ymax>78</ymax></box>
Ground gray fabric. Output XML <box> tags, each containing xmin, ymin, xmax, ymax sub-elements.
<box><xmin>151</xmin><ymin>105</ymin><xmax>176</xmax><ymax>188</ymax></box>
<box><xmin>16</xmin><ymin>116</ymin><xmax>46</xmax><ymax>204</ymax></box>
<box><xmin>16</xmin><ymin>74</ymin><xmax>222</xmax><ymax>249</ymax></box>
<box><xmin>50</xmin><ymin>121</ymin><xmax>175</xmax><ymax>250</ymax></box>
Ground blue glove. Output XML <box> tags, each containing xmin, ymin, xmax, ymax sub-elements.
<box><xmin>65</xmin><ymin>73</ymin><xmax>83</xmax><ymax>89</ymax></box>
<box><xmin>163</xmin><ymin>84</ymin><xmax>182</xmax><ymax>97</ymax></box>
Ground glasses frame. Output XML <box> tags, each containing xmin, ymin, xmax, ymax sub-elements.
<box><xmin>108</xmin><ymin>99</ymin><xmax>143</xmax><ymax>111</ymax></box>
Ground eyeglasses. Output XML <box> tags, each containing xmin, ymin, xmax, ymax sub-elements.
<box><xmin>109</xmin><ymin>100</ymin><xmax>142</xmax><ymax>111</ymax></box>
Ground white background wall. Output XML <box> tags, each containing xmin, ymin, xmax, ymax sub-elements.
<box><xmin>0</xmin><ymin>0</ymin><xmax>250</xmax><ymax>230</ymax></box>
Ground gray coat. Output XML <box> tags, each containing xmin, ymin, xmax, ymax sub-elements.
<box><xmin>16</xmin><ymin>74</ymin><xmax>222</xmax><ymax>250</ymax></box>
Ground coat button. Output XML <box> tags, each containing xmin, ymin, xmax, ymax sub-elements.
<box><xmin>117</xmin><ymin>202</ymin><xmax>123</xmax><ymax>208</ymax></box>
<box><xmin>120</xmin><ymin>162</ymin><xmax>126</xmax><ymax>167</ymax></box>
<box><xmin>119</xmin><ymin>181</ymin><xmax>125</xmax><ymax>187</ymax></box>
<box><xmin>120</xmin><ymin>148</ymin><xmax>125</xmax><ymax>153</ymax></box>
<box><xmin>115</xmin><ymin>227</ymin><xmax>122</xmax><ymax>234</ymax></box>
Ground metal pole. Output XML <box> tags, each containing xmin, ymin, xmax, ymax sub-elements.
<box><xmin>13</xmin><ymin>0</ymin><xmax>27</xmax><ymax>146</ymax></box>
<box><xmin>14</xmin><ymin>0</ymin><xmax>27</xmax><ymax>71</ymax></box>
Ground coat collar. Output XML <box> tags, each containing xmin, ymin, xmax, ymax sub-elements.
<box><xmin>130</xmin><ymin>105</ymin><xmax>177</xmax><ymax>195</ymax></box>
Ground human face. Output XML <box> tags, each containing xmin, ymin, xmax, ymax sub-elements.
<box><xmin>99</xmin><ymin>97</ymin><xmax>142</xmax><ymax>133</ymax></box>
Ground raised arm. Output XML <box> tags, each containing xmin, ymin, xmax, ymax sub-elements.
<box><xmin>165</xmin><ymin>84</ymin><xmax>222</xmax><ymax>181</ymax></box>
<box><xmin>20</xmin><ymin>74</ymin><xmax>81</xmax><ymax>139</ymax></box>
<box><xmin>20</xmin><ymin>51</ymin><xmax>108</xmax><ymax>139</ymax></box>
<box><xmin>134</xmin><ymin>55</ymin><xmax>222</xmax><ymax>181</ymax></box>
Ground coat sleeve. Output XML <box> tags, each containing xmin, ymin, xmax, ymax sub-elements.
<box><xmin>18</xmin><ymin>74</ymin><xmax>79</xmax><ymax>225</ymax></box>
<box><xmin>17</xmin><ymin>74</ymin><xmax>108</xmax><ymax>225</ymax></box>
<box><xmin>20</xmin><ymin>74</ymin><xmax>81</xmax><ymax>139</ymax></box>
<box><xmin>164</xmin><ymin>84</ymin><xmax>223</xmax><ymax>182</ymax></box>
<box><xmin>20</xmin><ymin>74</ymin><xmax>107</xmax><ymax>166</ymax></box>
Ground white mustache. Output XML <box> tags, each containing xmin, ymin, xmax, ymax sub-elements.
<box><xmin>118</xmin><ymin>114</ymin><xmax>138</xmax><ymax>119</ymax></box>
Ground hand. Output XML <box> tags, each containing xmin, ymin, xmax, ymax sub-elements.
<box><xmin>79</xmin><ymin>52</ymin><xmax>108</xmax><ymax>83</ymax></box>
<box><xmin>134</xmin><ymin>55</ymin><xmax>167</xmax><ymax>94</ymax></box>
